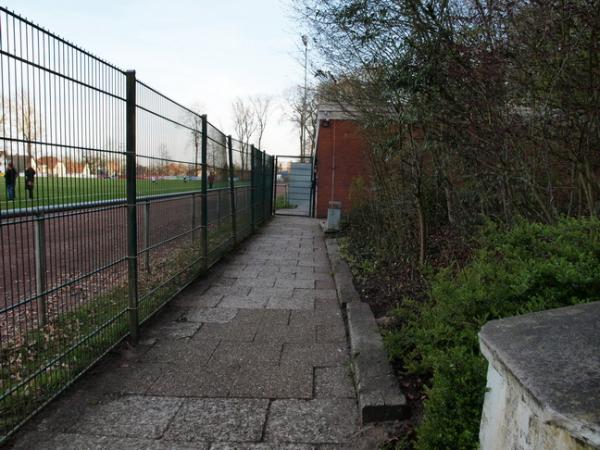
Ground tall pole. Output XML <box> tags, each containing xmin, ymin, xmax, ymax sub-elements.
<box><xmin>301</xmin><ymin>35</ymin><xmax>308</xmax><ymax>158</ymax></box>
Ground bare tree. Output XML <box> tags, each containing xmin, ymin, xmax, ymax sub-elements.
<box><xmin>287</xmin><ymin>86</ymin><xmax>318</xmax><ymax>157</ymax></box>
<box><xmin>232</xmin><ymin>97</ymin><xmax>257</xmax><ymax>172</ymax></box>
<box><xmin>183</xmin><ymin>103</ymin><xmax>204</xmax><ymax>177</ymax></box>
<box><xmin>10</xmin><ymin>91</ymin><xmax>42</xmax><ymax>161</ymax></box>
<box><xmin>250</xmin><ymin>95</ymin><xmax>272</xmax><ymax>150</ymax></box>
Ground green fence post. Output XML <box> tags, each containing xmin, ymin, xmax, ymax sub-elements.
<box><xmin>125</xmin><ymin>70</ymin><xmax>139</xmax><ymax>343</ymax></box>
<box><xmin>250</xmin><ymin>144</ymin><xmax>256</xmax><ymax>232</ymax></box>
<box><xmin>143</xmin><ymin>200</ymin><xmax>151</xmax><ymax>273</ymax></box>
<box><xmin>34</xmin><ymin>213</ymin><xmax>47</xmax><ymax>325</ymax></box>
<box><xmin>270</xmin><ymin>156</ymin><xmax>275</xmax><ymax>217</ymax></box>
<box><xmin>201</xmin><ymin>114</ymin><xmax>208</xmax><ymax>270</ymax></box>
<box><xmin>227</xmin><ymin>136</ymin><xmax>237</xmax><ymax>244</ymax></box>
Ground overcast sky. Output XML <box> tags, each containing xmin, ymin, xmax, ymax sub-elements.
<box><xmin>6</xmin><ymin>0</ymin><xmax>305</xmax><ymax>156</ymax></box>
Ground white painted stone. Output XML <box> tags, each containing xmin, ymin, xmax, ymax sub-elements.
<box><xmin>479</xmin><ymin>348</ymin><xmax>597</xmax><ymax>450</ymax></box>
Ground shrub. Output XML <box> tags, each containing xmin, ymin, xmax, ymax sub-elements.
<box><xmin>385</xmin><ymin>218</ymin><xmax>600</xmax><ymax>449</ymax></box>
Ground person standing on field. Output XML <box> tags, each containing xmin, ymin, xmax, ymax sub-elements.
<box><xmin>25</xmin><ymin>164</ymin><xmax>36</xmax><ymax>200</ymax></box>
<box><xmin>208</xmin><ymin>170</ymin><xmax>215</xmax><ymax>189</ymax></box>
<box><xmin>5</xmin><ymin>162</ymin><xmax>17</xmax><ymax>201</ymax></box>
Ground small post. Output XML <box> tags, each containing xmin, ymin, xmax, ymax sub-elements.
<box><xmin>34</xmin><ymin>213</ymin><xmax>47</xmax><ymax>326</ymax></box>
<box><xmin>270</xmin><ymin>155</ymin><xmax>275</xmax><ymax>216</ymax></box>
<box><xmin>251</xmin><ymin>145</ymin><xmax>256</xmax><ymax>232</ymax></box>
<box><xmin>217</xmin><ymin>188</ymin><xmax>221</xmax><ymax>227</ymax></box>
<box><xmin>227</xmin><ymin>136</ymin><xmax>237</xmax><ymax>243</ymax></box>
<box><xmin>144</xmin><ymin>200</ymin><xmax>150</xmax><ymax>273</ymax></box>
<box><xmin>191</xmin><ymin>192</ymin><xmax>196</xmax><ymax>243</ymax></box>
<box><xmin>201</xmin><ymin>114</ymin><xmax>208</xmax><ymax>270</ymax></box>
<box><xmin>125</xmin><ymin>70</ymin><xmax>139</xmax><ymax>342</ymax></box>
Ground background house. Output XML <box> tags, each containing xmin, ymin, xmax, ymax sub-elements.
<box><xmin>66</xmin><ymin>160</ymin><xmax>91</xmax><ymax>177</ymax></box>
<box><xmin>313</xmin><ymin>104</ymin><xmax>371</xmax><ymax>219</ymax></box>
<box><xmin>37</xmin><ymin>156</ymin><xmax>67</xmax><ymax>176</ymax></box>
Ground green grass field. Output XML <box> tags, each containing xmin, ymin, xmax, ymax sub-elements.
<box><xmin>0</xmin><ymin>177</ymin><xmax>250</xmax><ymax>211</ymax></box>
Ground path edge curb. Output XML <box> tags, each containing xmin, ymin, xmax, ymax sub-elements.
<box><xmin>325</xmin><ymin>238</ymin><xmax>409</xmax><ymax>424</ymax></box>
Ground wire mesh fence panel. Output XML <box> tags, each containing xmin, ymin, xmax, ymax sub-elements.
<box><xmin>134</xmin><ymin>81</ymin><xmax>206</xmax><ymax>324</ymax></box>
<box><xmin>206</xmin><ymin>122</ymin><xmax>233</xmax><ymax>264</ymax></box>
<box><xmin>0</xmin><ymin>7</ymin><xmax>274</xmax><ymax>443</ymax></box>
<box><xmin>231</xmin><ymin>138</ymin><xmax>252</xmax><ymax>241</ymax></box>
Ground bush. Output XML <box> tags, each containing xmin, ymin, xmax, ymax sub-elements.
<box><xmin>385</xmin><ymin>218</ymin><xmax>600</xmax><ymax>449</ymax></box>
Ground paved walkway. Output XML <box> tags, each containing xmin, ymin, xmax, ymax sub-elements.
<box><xmin>12</xmin><ymin>216</ymin><xmax>372</xmax><ymax>449</ymax></box>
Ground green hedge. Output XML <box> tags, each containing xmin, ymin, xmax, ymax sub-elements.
<box><xmin>385</xmin><ymin>218</ymin><xmax>600</xmax><ymax>449</ymax></box>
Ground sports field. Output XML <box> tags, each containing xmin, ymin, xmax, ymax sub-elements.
<box><xmin>0</xmin><ymin>176</ymin><xmax>248</xmax><ymax>212</ymax></box>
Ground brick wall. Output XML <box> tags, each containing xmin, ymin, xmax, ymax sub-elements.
<box><xmin>315</xmin><ymin>119</ymin><xmax>370</xmax><ymax>218</ymax></box>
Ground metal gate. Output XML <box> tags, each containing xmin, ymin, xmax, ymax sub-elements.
<box><xmin>274</xmin><ymin>155</ymin><xmax>314</xmax><ymax>217</ymax></box>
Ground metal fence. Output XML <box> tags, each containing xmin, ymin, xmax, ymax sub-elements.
<box><xmin>0</xmin><ymin>7</ymin><xmax>274</xmax><ymax>442</ymax></box>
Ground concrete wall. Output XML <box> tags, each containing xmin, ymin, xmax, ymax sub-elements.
<box><xmin>479</xmin><ymin>360</ymin><xmax>594</xmax><ymax>450</ymax></box>
<box><xmin>479</xmin><ymin>303</ymin><xmax>600</xmax><ymax>450</ymax></box>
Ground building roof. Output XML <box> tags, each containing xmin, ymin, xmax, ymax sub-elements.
<box><xmin>65</xmin><ymin>161</ymin><xmax>88</xmax><ymax>173</ymax></box>
<box><xmin>37</xmin><ymin>156</ymin><xmax>62</xmax><ymax>170</ymax></box>
<box><xmin>317</xmin><ymin>102</ymin><xmax>361</xmax><ymax>121</ymax></box>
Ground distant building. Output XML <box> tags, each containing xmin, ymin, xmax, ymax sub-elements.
<box><xmin>66</xmin><ymin>160</ymin><xmax>91</xmax><ymax>177</ymax></box>
<box><xmin>313</xmin><ymin>104</ymin><xmax>371</xmax><ymax>219</ymax></box>
<box><xmin>37</xmin><ymin>156</ymin><xmax>67</xmax><ymax>176</ymax></box>
<box><xmin>104</xmin><ymin>161</ymin><xmax>123</xmax><ymax>177</ymax></box>
<box><xmin>165</xmin><ymin>162</ymin><xmax>188</xmax><ymax>177</ymax></box>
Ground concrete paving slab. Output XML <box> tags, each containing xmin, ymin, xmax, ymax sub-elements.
<box><xmin>314</xmin><ymin>367</ymin><xmax>356</xmax><ymax>399</ymax></box>
<box><xmin>248</xmin><ymin>287</ymin><xmax>294</xmax><ymax>299</ymax></box>
<box><xmin>163</xmin><ymin>398</ymin><xmax>269</xmax><ymax>442</ymax></box>
<box><xmin>219</xmin><ymin>295</ymin><xmax>268</xmax><ymax>309</ymax></box>
<box><xmin>146</xmin><ymin>363</ymin><xmax>238</xmax><ymax>397</ymax></box>
<box><xmin>232</xmin><ymin>308</ymin><xmax>290</xmax><ymax>326</ymax></box>
<box><xmin>143</xmin><ymin>321</ymin><xmax>202</xmax><ymax>339</ymax></box>
<box><xmin>266</xmin><ymin>296</ymin><xmax>314</xmax><ymax>310</ymax></box>
<box><xmin>11</xmin><ymin>432</ymin><xmax>207</xmax><ymax>450</ymax></box>
<box><xmin>208</xmin><ymin>342</ymin><xmax>282</xmax><ymax>367</ymax></box>
<box><xmin>140</xmin><ymin>338</ymin><xmax>219</xmax><ymax>364</ymax></box>
<box><xmin>170</xmin><ymin>293</ymin><xmax>224</xmax><ymax>309</ymax></box>
<box><xmin>186</xmin><ymin>307</ymin><xmax>239</xmax><ymax>323</ymax></box>
<box><xmin>276</xmin><ymin>266</ymin><xmax>306</xmax><ymax>275</ymax></box>
<box><xmin>254</xmin><ymin>324</ymin><xmax>316</xmax><ymax>344</ymax></box>
<box><xmin>212</xmin><ymin>276</ymin><xmax>239</xmax><ymax>286</ymax></box>
<box><xmin>289</xmin><ymin>310</ymin><xmax>344</xmax><ymax>328</ymax></box>
<box><xmin>210</xmin><ymin>444</ymin><xmax>313</xmax><ymax>450</ymax></box>
<box><xmin>222</xmin><ymin>269</ymin><xmax>259</xmax><ymax>279</ymax></box>
<box><xmin>31</xmin><ymin>389</ymin><xmax>105</xmax><ymax>434</ymax></box>
<box><xmin>316</xmin><ymin>324</ymin><xmax>347</xmax><ymax>343</ymax></box>
<box><xmin>230</xmin><ymin>363</ymin><xmax>313</xmax><ymax>399</ymax></box>
<box><xmin>79</xmin><ymin>363</ymin><xmax>164</xmax><ymax>396</ymax></box>
<box><xmin>235</xmin><ymin>277</ymin><xmax>277</xmax><ymax>288</ymax></box>
<box><xmin>280</xmin><ymin>343</ymin><xmax>349</xmax><ymax>367</ymax></box>
<box><xmin>71</xmin><ymin>395</ymin><xmax>183</xmax><ymax>439</ymax></box>
<box><xmin>315</xmin><ymin>279</ymin><xmax>335</xmax><ymax>290</ymax></box>
<box><xmin>264</xmin><ymin>399</ymin><xmax>359</xmax><ymax>444</ymax></box>
<box><xmin>293</xmin><ymin>289</ymin><xmax>338</xmax><ymax>301</ymax></box>
<box><xmin>275</xmin><ymin>278</ymin><xmax>316</xmax><ymax>289</ymax></box>
<box><xmin>203</xmin><ymin>286</ymin><xmax>252</xmax><ymax>297</ymax></box>
<box><xmin>195</xmin><ymin>321</ymin><xmax>258</xmax><ymax>342</ymax></box>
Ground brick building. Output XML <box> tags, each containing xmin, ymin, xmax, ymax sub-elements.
<box><xmin>314</xmin><ymin>105</ymin><xmax>370</xmax><ymax>219</ymax></box>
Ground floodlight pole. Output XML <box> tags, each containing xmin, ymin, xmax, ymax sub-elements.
<box><xmin>301</xmin><ymin>35</ymin><xmax>308</xmax><ymax>158</ymax></box>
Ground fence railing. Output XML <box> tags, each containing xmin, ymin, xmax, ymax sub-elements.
<box><xmin>0</xmin><ymin>7</ymin><xmax>274</xmax><ymax>442</ymax></box>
